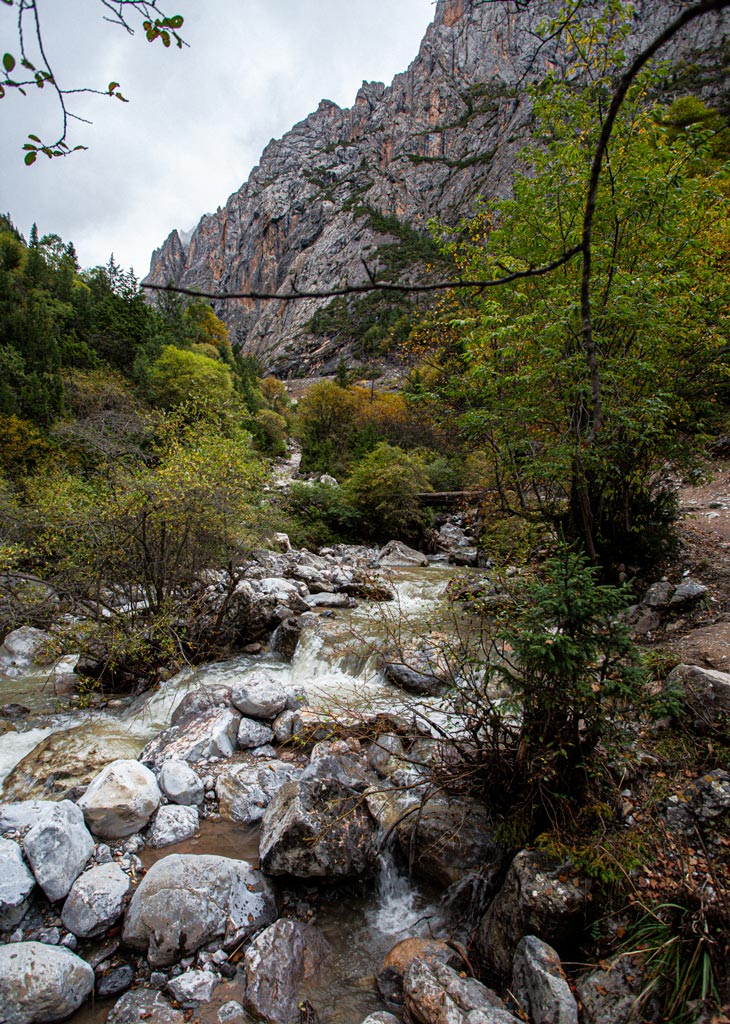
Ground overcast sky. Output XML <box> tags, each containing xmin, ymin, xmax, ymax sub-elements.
<box><xmin>1</xmin><ymin>0</ymin><xmax>436</xmax><ymax>278</ymax></box>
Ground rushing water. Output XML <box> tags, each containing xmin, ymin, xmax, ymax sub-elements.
<box><xmin>1</xmin><ymin>564</ymin><xmax>460</xmax><ymax>1024</ymax></box>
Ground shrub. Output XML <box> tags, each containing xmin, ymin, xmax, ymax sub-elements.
<box><xmin>343</xmin><ymin>442</ymin><xmax>432</xmax><ymax>544</ymax></box>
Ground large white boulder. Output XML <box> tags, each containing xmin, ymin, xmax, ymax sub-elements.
<box><xmin>147</xmin><ymin>804</ymin><xmax>199</xmax><ymax>848</ymax></box>
<box><xmin>157</xmin><ymin>759</ymin><xmax>204</xmax><ymax>806</ymax></box>
<box><xmin>231</xmin><ymin>670</ymin><xmax>288</xmax><ymax>720</ymax></box>
<box><xmin>61</xmin><ymin>862</ymin><xmax>130</xmax><ymax>938</ymax></box>
<box><xmin>23</xmin><ymin>800</ymin><xmax>94</xmax><ymax>901</ymax></box>
<box><xmin>0</xmin><ymin>839</ymin><xmax>35</xmax><ymax>930</ymax></box>
<box><xmin>77</xmin><ymin>759</ymin><xmax>161</xmax><ymax>839</ymax></box>
<box><xmin>0</xmin><ymin>941</ymin><xmax>94</xmax><ymax>1023</ymax></box>
<box><xmin>122</xmin><ymin>853</ymin><xmax>276</xmax><ymax>966</ymax></box>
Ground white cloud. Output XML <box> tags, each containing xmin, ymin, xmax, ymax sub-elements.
<box><xmin>0</xmin><ymin>0</ymin><xmax>435</xmax><ymax>276</ymax></box>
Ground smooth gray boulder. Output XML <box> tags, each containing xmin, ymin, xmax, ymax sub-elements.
<box><xmin>217</xmin><ymin>760</ymin><xmax>301</xmax><ymax>825</ymax></box>
<box><xmin>244</xmin><ymin>919</ymin><xmax>331</xmax><ymax>1024</ymax></box>
<box><xmin>0</xmin><ymin>941</ymin><xmax>94</xmax><ymax>1023</ymax></box>
<box><xmin>61</xmin><ymin>862</ymin><xmax>130</xmax><ymax>938</ymax></box>
<box><xmin>231</xmin><ymin>670</ymin><xmax>288</xmax><ymax>720</ymax></box>
<box><xmin>237</xmin><ymin>716</ymin><xmax>275</xmax><ymax>749</ymax></box>
<box><xmin>512</xmin><ymin>935</ymin><xmax>578</xmax><ymax>1024</ymax></box>
<box><xmin>158</xmin><ymin>759</ymin><xmax>205</xmax><ymax>805</ymax></box>
<box><xmin>0</xmin><ymin>839</ymin><xmax>35</xmax><ymax>930</ymax></box>
<box><xmin>0</xmin><ymin>801</ymin><xmax>57</xmax><ymax>833</ymax></box>
<box><xmin>77</xmin><ymin>759</ymin><xmax>161</xmax><ymax>839</ymax></box>
<box><xmin>259</xmin><ymin>777</ymin><xmax>378</xmax><ymax>878</ymax></box>
<box><xmin>23</xmin><ymin>800</ymin><xmax>94</xmax><ymax>901</ymax></box>
<box><xmin>140</xmin><ymin>705</ymin><xmax>242</xmax><ymax>767</ymax></box>
<box><xmin>148</xmin><ymin>804</ymin><xmax>199</xmax><ymax>847</ymax></box>
<box><xmin>403</xmin><ymin>958</ymin><xmax>520</xmax><ymax>1024</ymax></box>
<box><xmin>107</xmin><ymin>989</ymin><xmax>185</xmax><ymax>1024</ymax></box>
<box><xmin>122</xmin><ymin>853</ymin><xmax>276</xmax><ymax>966</ymax></box>
<box><xmin>167</xmin><ymin>969</ymin><xmax>219</xmax><ymax>1003</ymax></box>
<box><xmin>304</xmin><ymin>592</ymin><xmax>354</xmax><ymax>608</ymax></box>
<box><xmin>377</xmin><ymin>540</ymin><xmax>429</xmax><ymax>567</ymax></box>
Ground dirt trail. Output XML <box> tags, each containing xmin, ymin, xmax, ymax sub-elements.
<box><xmin>648</xmin><ymin>460</ymin><xmax>730</xmax><ymax>670</ymax></box>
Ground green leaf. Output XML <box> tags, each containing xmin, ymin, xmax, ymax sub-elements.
<box><xmin>168</xmin><ymin>15</ymin><xmax>184</xmax><ymax>28</ymax></box>
<box><xmin>108</xmin><ymin>81</ymin><xmax>119</xmax><ymax>93</ymax></box>
<box><xmin>0</xmin><ymin>84</ymin><xmax>4</xmax><ymax>99</ymax></box>
<box><xmin>2</xmin><ymin>52</ymin><xmax>15</xmax><ymax>73</ymax></box>
<box><xmin>24</xmin><ymin>151</ymin><xmax>36</xmax><ymax>165</ymax></box>
<box><xmin>28</xmin><ymin>133</ymin><xmax>41</xmax><ymax>142</ymax></box>
<box><xmin>161</xmin><ymin>31</ymin><xmax>170</xmax><ymax>47</ymax></box>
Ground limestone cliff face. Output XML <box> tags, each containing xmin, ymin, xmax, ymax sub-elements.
<box><xmin>145</xmin><ymin>0</ymin><xmax>729</xmax><ymax>375</ymax></box>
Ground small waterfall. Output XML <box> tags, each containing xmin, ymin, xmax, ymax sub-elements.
<box><xmin>368</xmin><ymin>847</ymin><xmax>428</xmax><ymax>937</ymax></box>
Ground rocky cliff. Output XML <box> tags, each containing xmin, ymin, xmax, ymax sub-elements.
<box><xmin>145</xmin><ymin>0</ymin><xmax>730</xmax><ymax>376</ymax></box>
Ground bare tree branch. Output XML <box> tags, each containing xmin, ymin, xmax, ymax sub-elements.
<box><xmin>142</xmin><ymin>245</ymin><xmax>583</xmax><ymax>301</ymax></box>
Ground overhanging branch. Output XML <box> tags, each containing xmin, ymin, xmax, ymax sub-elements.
<box><xmin>141</xmin><ymin>244</ymin><xmax>582</xmax><ymax>301</ymax></box>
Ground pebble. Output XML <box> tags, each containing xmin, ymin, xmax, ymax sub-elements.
<box><xmin>150</xmin><ymin>971</ymin><xmax>168</xmax><ymax>989</ymax></box>
<box><xmin>61</xmin><ymin>933</ymin><xmax>78</xmax><ymax>950</ymax></box>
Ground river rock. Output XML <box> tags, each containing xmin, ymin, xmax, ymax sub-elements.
<box><xmin>231</xmin><ymin>670</ymin><xmax>288</xmax><ymax>720</ymax></box>
<box><xmin>361</xmin><ymin>1016</ymin><xmax>400</xmax><ymax>1024</ymax></box>
<box><xmin>167</xmin><ymin>968</ymin><xmax>219</xmax><ymax>1003</ymax></box>
<box><xmin>107</xmin><ymin>989</ymin><xmax>185</xmax><ymax>1024</ymax></box>
<box><xmin>237</xmin><ymin>716</ymin><xmax>275</xmax><ymax>749</ymax></box>
<box><xmin>244</xmin><ymin>919</ymin><xmax>331</xmax><ymax>1024</ymax></box>
<box><xmin>477</xmin><ymin>850</ymin><xmax>593</xmax><ymax>978</ymax></box>
<box><xmin>0</xmin><ymin>626</ymin><xmax>51</xmax><ymax>674</ymax></box>
<box><xmin>0</xmin><ymin>941</ymin><xmax>95</xmax><ymax>1023</ymax></box>
<box><xmin>158</xmin><ymin>759</ymin><xmax>205</xmax><ymax>805</ymax></box>
<box><xmin>367</xmin><ymin>734</ymin><xmax>405</xmax><ymax>776</ymax></box>
<box><xmin>378</xmin><ymin>938</ymin><xmax>461</xmax><ymax>1005</ymax></box>
<box><xmin>664</xmin><ymin>663</ymin><xmax>730</xmax><ymax>729</ymax></box>
<box><xmin>0</xmin><ymin>801</ymin><xmax>60</xmax><ymax>833</ymax></box>
<box><xmin>23</xmin><ymin>800</ymin><xmax>94</xmax><ymax>901</ymax></box>
<box><xmin>140</xmin><ymin>705</ymin><xmax>242</xmax><ymax>767</ymax></box>
<box><xmin>256</xmin><ymin>577</ymin><xmax>310</xmax><ymax>612</ymax></box>
<box><xmin>394</xmin><ymin>796</ymin><xmax>503</xmax><ymax>887</ymax></box>
<box><xmin>146</xmin><ymin>798</ymin><xmax>197</xmax><ymax>847</ymax></box>
<box><xmin>170</xmin><ymin>684</ymin><xmax>232</xmax><ymax>724</ymax></box>
<box><xmin>122</xmin><ymin>853</ymin><xmax>276</xmax><ymax>966</ymax></box>
<box><xmin>0</xmin><ymin>838</ymin><xmax>35</xmax><ymax>930</ymax></box>
<box><xmin>512</xmin><ymin>935</ymin><xmax>578</xmax><ymax>1024</ymax></box>
<box><xmin>217</xmin><ymin>760</ymin><xmax>302</xmax><ymax>824</ymax></box>
<box><xmin>60</xmin><ymin>862</ymin><xmax>130</xmax><ymax>938</ymax></box>
<box><xmin>147</xmin><ymin>804</ymin><xmax>199</xmax><ymax>847</ymax></box>
<box><xmin>95</xmin><ymin>964</ymin><xmax>135</xmax><ymax>999</ymax></box>
<box><xmin>260</xmin><ymin>777</ymin><xmax>378</xmax><ymax>878</ymax></box>
<box><xmin>1</xmin><ymin>724</ymin><xmax>142</xmax><ymax>802</ymax></box>
<box><xmin>377</xmin><ymin>541</ymin><xmax>429</xmax><ymax>567</ymax></box>
<box><xmin>403</xmin><ymin>958</ymin><xmax>519</xmax><ymax>1024</ymax></box>
<box><xmin>304</xmin><ymin>592</ymin><xmax>354</xmax><ymax>608</ymax></box>
<box><xmin>77</xmin><ymin>759</ymin><xmax>161</xmax><ymax>838</ymax></box>
<box><xmin>301</xmin><ymin>741</ymin><xmax>373</xmax><ymax>790</ymax></box>
<box><xmin>382</xmin><ymin>661</ymin><xmax>446</xmax><ymax>697</ymax></box>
